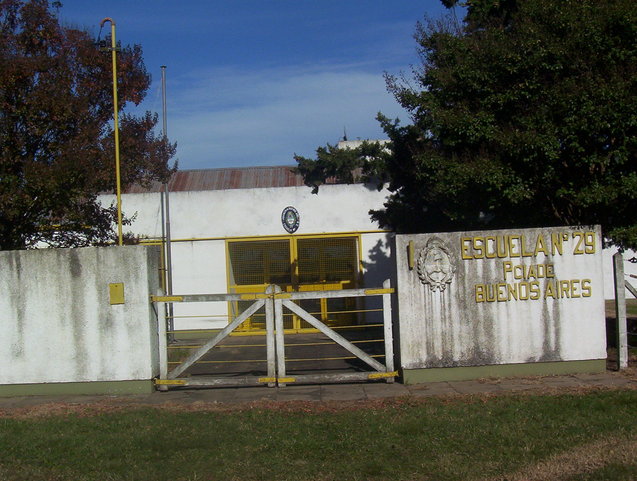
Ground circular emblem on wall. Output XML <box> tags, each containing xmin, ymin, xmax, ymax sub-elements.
<box><xmin>417</xmin><ymin>237</ymin><xmax>455</xmax><ymax>291</ymax></box>
<box><xmin>281</xmin><ymin>206</ymin><xmax>300</xmax><ymax>233</ymax></box>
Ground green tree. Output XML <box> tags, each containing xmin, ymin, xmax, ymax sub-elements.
<box><xmin>0</xmin><ymin>0</ymin><xmax>176</xmax><ymax>250</ymax></box>
<box><xmin>295</xmin><ymin>0</ymin><xmax>637</xmax><ymax>248</ymax></box>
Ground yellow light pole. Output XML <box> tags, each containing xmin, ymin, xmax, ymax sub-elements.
<box><xmin>100</xmin><ymin>17</ymin><xmax>123</xmax><ymax>246</ymax></box>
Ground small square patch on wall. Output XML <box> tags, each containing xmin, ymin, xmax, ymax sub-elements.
<box><xmin>109</xmin><ymin>283</ymin><xmax>125</xmax><ymax>305</ymax></box>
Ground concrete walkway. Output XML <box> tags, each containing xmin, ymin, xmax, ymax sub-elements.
<box><xmin>0</xmin><ymin>370</ymin><xmax>635</xmax><ymax>411</ymax></box>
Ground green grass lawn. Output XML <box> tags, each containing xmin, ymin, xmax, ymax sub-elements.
<box><xmin>0</xmin><ymin>390</ymin><xmax>635</xmax><ymax>481</ymax></box>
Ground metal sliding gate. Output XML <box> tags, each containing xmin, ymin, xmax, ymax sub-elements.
<box><xmin>152</xmin><ymin>281</ymin><xmax>397</xmax><ymax>389</ymax></box>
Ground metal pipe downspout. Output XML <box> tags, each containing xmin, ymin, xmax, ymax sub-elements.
<box><xmin>161</xmin><ymin>65</ymin><xmax>174</xmax><ymax>336</ymax></box>
<box><xmin>160</xmin><ymin>190</ymin><xmax>166</xmax><ymax>292</ymax></box>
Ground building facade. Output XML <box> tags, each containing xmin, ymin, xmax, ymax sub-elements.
<box><xmin>100</xmin><ymin>166</ymin><xmax>392</xmax><ymax>333</ymax></box>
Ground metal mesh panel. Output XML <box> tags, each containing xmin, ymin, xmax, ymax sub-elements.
<box><xmin>297</xmin><ymin>237</ymin><xmax>358</xmax><ymax>327</ymax></box>
<box><xmin>228</xmin><ymin>236</ymin><xmax>360</xmax><ymax>331</ymax></box>
<box><xmin>228</xmin><ymin>240</ymin><xmax>291</xmax><ymax>330</ymax></box>
<box><xmin>297</xmin><ymin>237</ymin><xmax>358</xmax><ymax>284</ymax></box>
<box><xmin>228</xmin><ymin>240</ymin><xmax>291</xmax><ymax>286</ymax></box>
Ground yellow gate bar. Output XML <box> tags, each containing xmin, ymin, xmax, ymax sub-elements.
<box><xmin>154</xmin><ymin>379</ymin><xmax>187</xmax><ymax>386</ymax></box>
<box><xmin>364</xmin><ymin>288</ymin><xmax>394</xmax><ymax>295</ymax></box>
<box><xmin>258</xmin><ymin>377</ymin><xmax>296</xmax><ymax>384</ymax></box>
<box><xmin>368</xmin><ymin>371</ymin><xmax>398</xmax><ymax>379</ymax></box>
<box><xmin>151</xmin><ymin>295</ymin><xmax>184</xmax><ymax>302</ymax></box>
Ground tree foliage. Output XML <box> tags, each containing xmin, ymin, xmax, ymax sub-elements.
<box><xmin>0</xmin><ymin>0</ymin><xmax>176</xmax><ymax>249</ymax></box>
<box><xmin>295</xmin><ymin>0</ymin><xmax>637</xmax><ymax>248</ymax></box>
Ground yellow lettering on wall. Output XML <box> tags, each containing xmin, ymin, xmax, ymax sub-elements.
<box><xmin>501</xmin><ymin>262</ymin><xmax>555</xmax><ymax>280</ymax></box>
<box><xmin>551</xmin><ymin>233</ymin><xmax>564</xmax><ymax>255</ymax></box>
<box><xmin>486</xmin><ymin>284</ymin><xmax>496</xmax><ymax>302</ymax></box>
<box><xmin>536</xmin><ymin>264</ymin><xmax>546</xmax><ymax>277</ymax></box>
<box><xmin>545</xmin><ymin>281</ymin><xmax>556</xmax><ymax>299</ymax></box>
<box><xmin>497</xmin><ymin>283</ymin><xmax>508</xmax><ymax>302</ymax></box>
<box><xmin>573</xmin><ymin>232</ymin><xmax>585</xmax><ymax>255</ymax></box>
<box><xmin>535</xmin><ymin>234</ymin><xmax>548</xmax><ymax>256</ymax></box>
<box><xmin>585</xmin><ymin>231</ymin><xmax>596</xmax><ymax>254</ymax></box>
<box><xmin>509</xmin><ymin>235</ymin><xmax>521</xmax><ymax>257</ymax></box>
<box><xmin>473</xmin><ymin>236</ymin><xmax>485</xmax><ymax>259</ymax></box>
<box><xmin>559</xmin><ymin>280</ymin><xmax>571</xmax><ymax>298</ymax></box>
<box><xmin>530</xmin><ymin>281</ymin><xmax>541</xmax><ymax>300</ymax></box>
<box><xmin>503</xmin><ymin>261</ymin><xmax>513</xmax><ymax>280</ymax></box>
<box><xmin>461</xmin><ymin>237</ymin><xmax>472</xmax><ymax>260</ymax></box>
<box><xmin>582</xmin><ymin>279</ymin><xmax>592</xmax><ymax>297</ymax></box>
<box><xmin>475</xmin><ymin>284</ymin><xmax>485</xmax><ymax>302</ymax></box>
<box><xmin>472</xmin><ymin>279</ymin><xmax>594</xmax><ymax>303</ymax></box>
<box><xmin>571</xmin><ymin>279</ymin><xmax>580</xmax><ymax>298</ymax></box>
<box><xmin>546</xmin><ymin>264</ymin><xmax>555</xmax><ymax>277</ymax></box>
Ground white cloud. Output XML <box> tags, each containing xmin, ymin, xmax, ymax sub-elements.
<box><xmin>162</xmin><ymin>64</ymin><xmax>408</xmax><ymax>169</ymax></box>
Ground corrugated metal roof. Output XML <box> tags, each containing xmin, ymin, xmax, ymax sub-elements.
<box><xmin>123</xmin><ymin>165</ymin><xmax>355</xmax><ymax>194</ymax></box>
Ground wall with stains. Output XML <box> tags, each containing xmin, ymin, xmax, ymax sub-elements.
<box><xmin>0</xmin><ymin>246</ymin><xmax>161</xmax><ymax>385</ymax></box>
<box><xmin>394</xmin><ymin>226</ymin><xmax>606</xmax><ymax>371</ymax></box>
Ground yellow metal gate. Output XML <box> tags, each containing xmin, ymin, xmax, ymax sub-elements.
<box><xmin>152</xmin><ymin>281</ymin><xmax>397</xmax><ymax>389</ymax></box>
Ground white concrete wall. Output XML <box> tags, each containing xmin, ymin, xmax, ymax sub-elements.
<box><xmin>170</xmin><ymin>240</ymin><xmax>228</xmax><ymax>330</ymax></box>
<box><xmin>395</xmin><ymin>226</ymin><xmax>607</xmax><ymax>371</ymax></box>
<box><xmin>100</xmin><ymin>184</ymin><xmax>390</xmax><ymax>329</ymax></box>
<box><xmin>602</xmin><ymin>246</ymin><xmax>637</xmax><ymax>300</ymax></box>
<box><xmin>103</xmin><ymin>183</ymin><xmax>388</xmax><ymax>240</ymax></box>
<box><xmin>0</xmin><ymin>246</ymin><xmax>160</xmax><ymax>385</ymax></box>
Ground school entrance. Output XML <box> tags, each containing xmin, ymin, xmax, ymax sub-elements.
<box><xmin>227</xmin><ymin>235</ymin><xmax>362</xmax><ymax>332</ymax></box>
<box><xmin>153</xmin><ymin>282</ymin><xmax>396</xmax><ymax>389</ymax></box>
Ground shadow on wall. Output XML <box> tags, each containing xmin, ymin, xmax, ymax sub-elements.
<box><xmin>360</xmin><ymin>234</ymin><xmax>395</xmax><ymax>325</ymax></box>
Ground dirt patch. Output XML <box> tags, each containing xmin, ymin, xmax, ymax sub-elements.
<box><xmin>0</xmin><ymin>379</ymin><xmax>635</xmax><ymax>419</ymax></box>
<box><xmin>479</xmin><ymin>433</ymin><xmax>637</xmax><ymax>481</ymax></box>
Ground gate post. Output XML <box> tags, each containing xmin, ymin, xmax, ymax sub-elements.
<box><xmin>273</xmin><ymin>285</ymin><xmax>287</xmax><ymax>387</ymax></box>
<box><xmin>382</xmin><ymin>279</ymin><xmax>395</xmax><ymax>382</ymax></box>
<box><xmin>156</xmin><ymin>290</ymin><xmax>169</xmax><ymax>391</ymax></box>
<box><xmin>613</xmin><ymin>252</ymin><xmax>629</xmax><ymax>370</ymax></box>
<box><xmin>265</xmin><ymin>285</ymin><xmax>277</xmax><ymax>387</ymax></box>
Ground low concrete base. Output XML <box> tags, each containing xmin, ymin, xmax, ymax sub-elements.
<box><xmin>401</xmin><ymin>359</ymin><xmax>606</xmax><ymax>384</ymax></box>
<box><xmin>0</xmin><ymin>380</ymin><xmax>155</xmax><ymax>397</ymax></box>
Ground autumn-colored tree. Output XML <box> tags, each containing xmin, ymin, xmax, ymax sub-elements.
<box><xmin>0</xmin><ymin>0</ymin><xmax>176</xmax><ymax>249</ymax></box>
<box><xmin>296</xmin><ymin>0</ymin><xmax>637</xmax><ymax>248</ymax></box>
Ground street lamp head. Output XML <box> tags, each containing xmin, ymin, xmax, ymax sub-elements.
<box><xmin>96</xmin><ymin>38</ymin><xmax>109</xmax><ymax>50</ymax></box>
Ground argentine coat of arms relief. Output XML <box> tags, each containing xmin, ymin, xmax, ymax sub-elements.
<box><xmin>417</xmin><ymin>237</ymin><xmax>456</xmax><ymax>291</ymax></box>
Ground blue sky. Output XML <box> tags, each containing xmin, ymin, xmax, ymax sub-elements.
<box><xmin>57</xmin><ymin>1</ymin><xmax>454</xmax><ymax>170</ymax></box>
